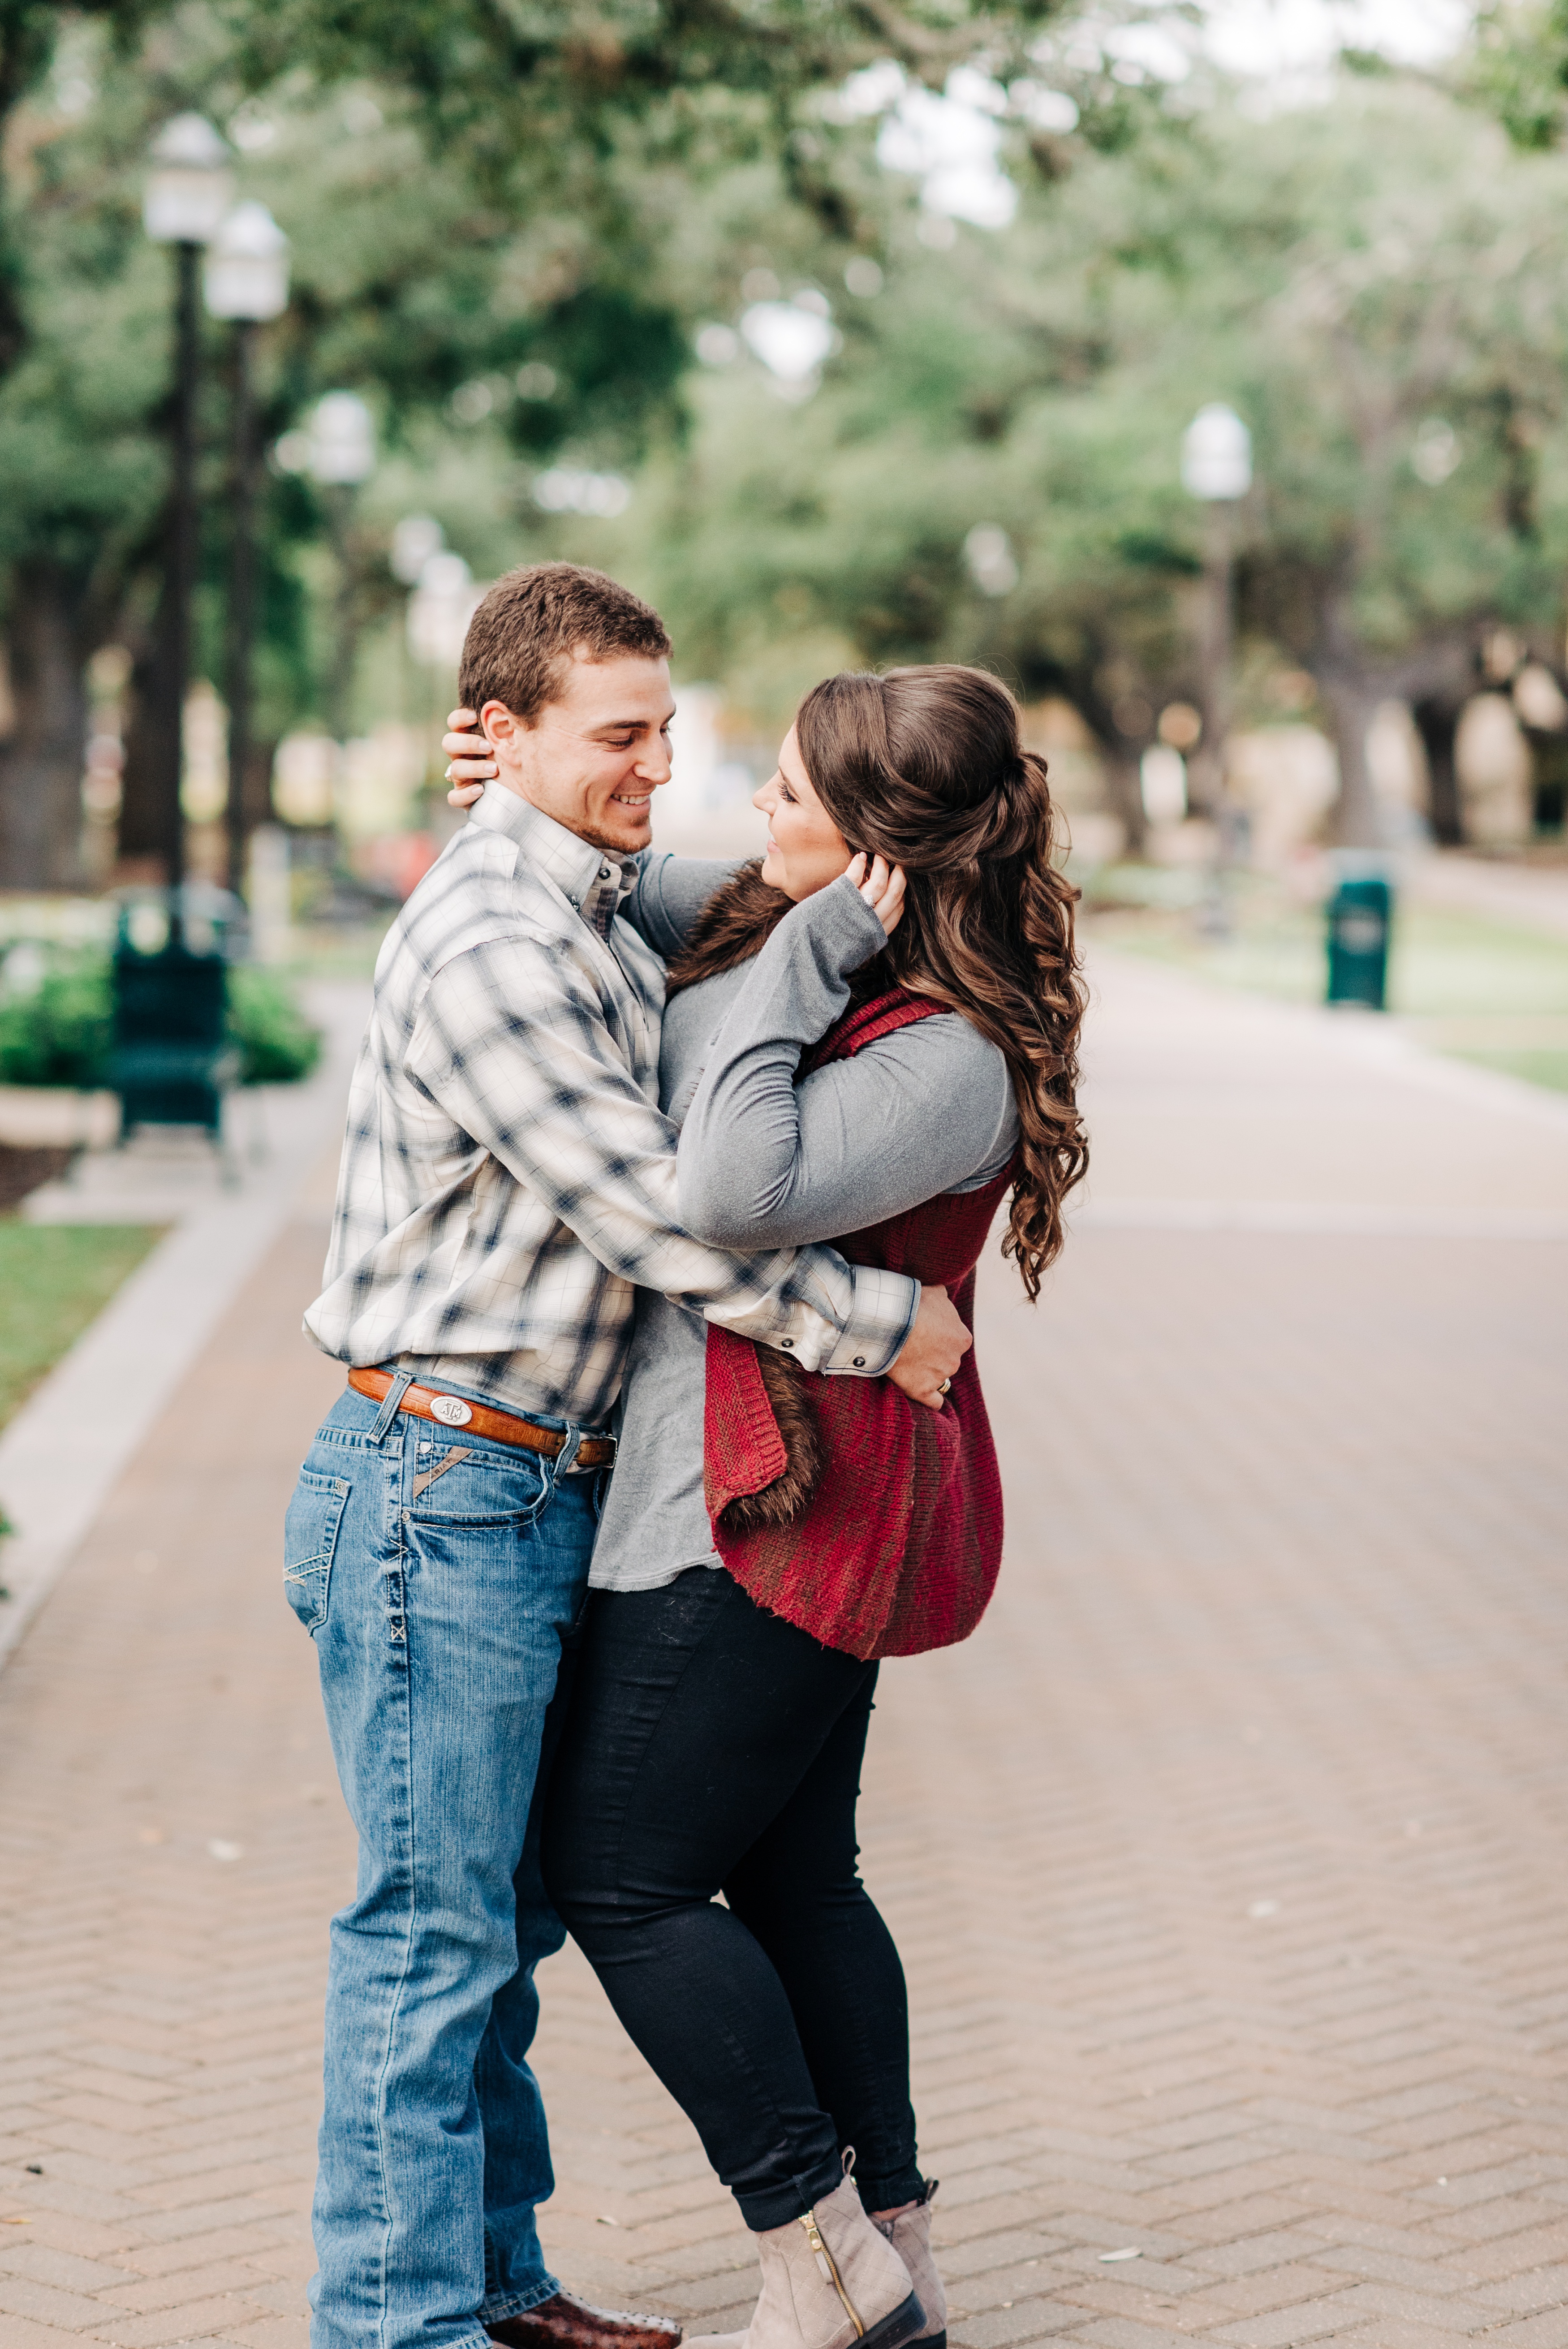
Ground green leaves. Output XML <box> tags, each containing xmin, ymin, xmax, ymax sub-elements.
<box><xmin>0</xmin><ymin>953</ymin><xmax>112</xmax><ymax>1086</ymax></box>
<box><xmin>226</xmin><ymin>965</ymin><xmax>322</xmax><ymax>1084</ymax></box>
<box><xmin>1472</xmin><ymin>0</ymin><xmax>1568</xmax><ymax>151</ymax></box>
<box><xmin>608</xmin><ymin>67</ymin><xmax>1568</xmax><ymax>777</ymax></box>
<box><xmin>0</xmin><ymin>949</ymin><xmax>320</xmax><ymax>1087</ymax></box>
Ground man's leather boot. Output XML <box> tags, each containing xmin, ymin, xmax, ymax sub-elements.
<box><xmin>487</xmin><ymin>2290</ymin><xmax>683</xmax><ymax>2349</ymax></box>
<box><xmin>872</xmin><ymin>2185</ymin><xmax>945</xmax><ymax>2349</ymax></box>
<box><xmin>685</xmin><ymin>2174</ymin><xmax>923</xmax><ymax>2349</ymax></box>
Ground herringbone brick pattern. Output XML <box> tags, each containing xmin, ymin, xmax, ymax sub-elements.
<box><xmin>3</xmin><ymin>973</ymin><xmax>1567</xmax><ymax>2349</ymax></box>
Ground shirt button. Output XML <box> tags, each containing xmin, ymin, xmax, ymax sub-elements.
<box><xmin>781</xmin><ymin>1338</ymin><xmax>794</xmax><ymax>1348</ymax></box>
<box><xmin>853</xmin><ymin>1356</ymin><xmax>866</xmax><ymax>1368</ymax></box>
<box><xmin>599</xmin><ymin>865</ymin><xmax>611</xmax><ymax>880</ymax></box>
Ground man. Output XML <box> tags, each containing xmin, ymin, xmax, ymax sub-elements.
<box><xmin>289</xmin><ymin>563</ymin><xmax>968</xmax><ymax>2349</ymax></box>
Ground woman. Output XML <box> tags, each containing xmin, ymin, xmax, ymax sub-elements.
<box><xmin>444</xmin><ymin>665</ymin><xmax>1087</xmax><ymax>2349</ymax></box>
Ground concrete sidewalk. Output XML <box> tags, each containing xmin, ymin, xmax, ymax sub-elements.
<box><xmin>2</xmin><ymin>951</ymin><xmax>1566</xmax><ymax>2349</ymax></box>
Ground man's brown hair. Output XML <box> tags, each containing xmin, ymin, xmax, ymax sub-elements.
<box><xmin>458</xmin><ymin>561</ymin><xmax>671</xmax><ymax>722</ymax></box>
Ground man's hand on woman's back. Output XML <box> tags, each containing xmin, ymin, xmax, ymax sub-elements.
<box><xmin>887</xmin><ymin>1285</ymin><xmax>972</xmax><ymax>1411</ymax></box>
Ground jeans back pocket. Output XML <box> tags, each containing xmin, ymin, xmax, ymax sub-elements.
<box><xmin>284</xmin><ymin>1467</ymin><xmax>349</xmax><ymax>1633</ymax></box>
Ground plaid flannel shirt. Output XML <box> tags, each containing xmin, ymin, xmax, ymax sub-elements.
<box><xmin>303</xmin><ymin>785</ymin><xmax>918</xmax><ymax>1428</ymax></box>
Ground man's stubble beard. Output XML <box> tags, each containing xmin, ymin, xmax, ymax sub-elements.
<box><xmin>575</xmin><ymin>815</ymin><xmax>652</xmax><ymax>857</ymax></box>
<box><xmin>500</xmin><ymin>761</ymin><xmax>651</xmax><ymax>858</ymax></box>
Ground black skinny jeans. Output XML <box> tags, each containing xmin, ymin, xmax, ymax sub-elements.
<box><xmin>543</xmin><ymin>1568</ymin><xmax>924</xmax><ymax>2231</ymax></box>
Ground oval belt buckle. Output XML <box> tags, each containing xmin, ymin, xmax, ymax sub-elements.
<box><xmin>429</xmin><ymin>1394</ymin><xmax>473</xmax><ymax>1427</ymax></box>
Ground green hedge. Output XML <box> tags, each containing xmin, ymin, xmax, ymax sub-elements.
<box><xmin>0</xmin><ymin>957</ymin><xmax>112</xmax><ymax>1086</ymax></box>
<box><xmin>0</xmin><ymin>951</ymin><xmax>321</xmax><ymax>1088</ymax></box>
<box><xmin>227</xmin><ymin>965</ymin><xmax>323</xmax><ymax>1084</ymax></box>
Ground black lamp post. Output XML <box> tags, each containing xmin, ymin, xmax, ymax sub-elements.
<box><xmin>203</xmin><ymin>202</ymin><xmax>291</xmax><ymax>896</ymax></box>
<box><xmin>308</xmin><ymin>393</ymin><xmax>378</xmax><ymax>769</ymax></box>
<box><xmin>1180</xmin><ymin>402</ymin><xmax>1253</xmax><ymax>818</ymax></box>
<box><xmin>143</xmin><ymin>114</ymin><xmax>234</xmax><ymax>913</ymax></box>
<box><xmin>1181</xmin><ymin>402</ymin><xmax>1253</xmax><ymax>936</ymax></box>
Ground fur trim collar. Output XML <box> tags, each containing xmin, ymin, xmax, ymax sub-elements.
<box><xmin>663</xmin><ymin>859</ymin><xmax>792</xmax><ymax>995</ymax></box>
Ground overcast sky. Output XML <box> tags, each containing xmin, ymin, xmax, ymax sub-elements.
<box><xmin>1204</xmin><ymin>0</ymin><xmax>1471</xmax><ymax>78</ymax></box>
<box><xmin>896</xmin><ymin>0</ymin><xmax>1478</xmax><ymax>227</ymax></box>
<box><xmin>803</xmin><ymin>0</ymin><xmax>1478</xmax><ymax>249</ymax></box>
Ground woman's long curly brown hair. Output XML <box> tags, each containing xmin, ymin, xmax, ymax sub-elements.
<box><xmin>668</xmin><ymin>664</ymin><xmax>1089</xmax><ymax>1299</ymax></box>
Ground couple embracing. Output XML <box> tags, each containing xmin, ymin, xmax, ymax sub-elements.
<box><xmin>288</xmin><ymin>563</ymin><xmax>1087</xmax><ymax>2349</ymax></box>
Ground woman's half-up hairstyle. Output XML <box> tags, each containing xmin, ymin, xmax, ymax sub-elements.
<box><xmin>796</xmin><ymin>664</ymin><xmax>1088</xmax><ymax>1298</ymax></box>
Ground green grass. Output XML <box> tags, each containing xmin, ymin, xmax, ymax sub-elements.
<box><xmin>0</xmin><ymin>1224</ymin><xmax>165</xmax><ymax>1435</ymax></box>
<box><xmin>1087</xmin><ymin>885</ymin><xmax>1568</xmax><ymax>1095</ymax></box>
<box><xmin>1447</xmin><ymin>1045</ymin><xmax>1568</xmax><ymax>1092</ymax></box>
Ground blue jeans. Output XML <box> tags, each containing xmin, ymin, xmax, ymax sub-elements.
<box><xmin>284</xmin><ymin>1375</ymin><xmax>603</xmax><ymax>2349</ymax></box>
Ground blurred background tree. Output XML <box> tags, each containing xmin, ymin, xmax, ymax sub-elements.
<box><xmin>598</xmin><ymin>67</ymin><xmax>1568</xmax><ymax>849</ymax></box>
<box><xmin>4</xmin><ymin>0</ymin><xmax>1568</xmax><ymax>889</ymax></box>
<box><xmin>1471</xmin><ymin>0</ymin><xmax>1568</xmax><ymax>149</ymax></box>
<box><xmin>0</xmin><ymin>0</ymin><xmax>1117</xmax><ymax>888</ymax></box>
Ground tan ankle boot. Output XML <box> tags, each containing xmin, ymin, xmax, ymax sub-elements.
<box><xmin>872</xmin><ymin>2185</ymin><xmax>945</xmax><ymax>2349</ymax></box>
<box><xmin>687</xmin><ymin>2175</ymin><xmax>923</xmax><ymax>2349</ymax></box>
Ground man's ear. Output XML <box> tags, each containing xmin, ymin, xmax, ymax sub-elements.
<box><xmin>479</xmin><ymin>699</ymin><xmax>523</xmax><ymax>748</ymax></box>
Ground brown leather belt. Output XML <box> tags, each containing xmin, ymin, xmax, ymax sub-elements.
<box><xmin>349</xmin><ymin>1366</ymin><xmax>616</xmax><ymax>1469</ymax></box>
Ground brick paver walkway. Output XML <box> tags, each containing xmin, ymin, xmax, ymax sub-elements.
<box><xmin>3</xmin><ymin>951</ymin><xmax>1566</xmax><ymax>2349</ymax></box>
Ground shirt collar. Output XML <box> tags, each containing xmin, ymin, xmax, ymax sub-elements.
<box><xmin>468</xmin><ymin>783</ymin><xmax>638</xmax><ymax>932</ymax></box>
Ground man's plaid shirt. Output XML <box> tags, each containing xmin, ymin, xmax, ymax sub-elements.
<box><xmin>304</xmin><ymin>785</ymin><xmax>918</xmax><ymax>1429</ymax></box>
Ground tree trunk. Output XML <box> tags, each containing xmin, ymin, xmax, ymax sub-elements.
<box><xmin>1317</xmin><ymin>670</ymin><xmax>1383</xmax><ymax>848</ymax></box>
<box><xmin>1521</xmin><ymin>724</ymin><xmax>1568</xmax><ymax>835</ymax></box>
<box><xmin>242</xmin><ymin>733</ymin><xmax>277</xmax><ymax>834</ymax></box>
<box><xmin>1099</xmin><ymin>743</ymin><xmax>1147</xmax><ymax>857</ymax></box>
<box><xmin>0</xmin><ymin>560</ymin><xmax>90</xmax><ymax>889</ymax></box>
<box><xmin>1411</xmin><ymin>697</ymin><xmax>1465</xmax><ymax>845</ymax></box>
<box><xmin>1071</xmin><ymin>668</ymin><xmax>1148</xmax><ymax>856</ymax></box>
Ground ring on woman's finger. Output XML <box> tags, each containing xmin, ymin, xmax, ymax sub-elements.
<box><xmin>938</xmin><ymin>1376</ymin><xmax>952</xmax><ymax>1396</ymax></box>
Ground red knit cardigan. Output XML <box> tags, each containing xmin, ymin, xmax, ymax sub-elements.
<box><xmin>702</xmin><ymin>987</ymin><xmax>1012</xmax><ymax>1661</ymax></box>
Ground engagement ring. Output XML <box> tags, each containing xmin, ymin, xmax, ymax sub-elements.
<box><xmin>938</xmin><ymin>1377</ymin><xmax>951</xmax><ymax>1395</ymax></box>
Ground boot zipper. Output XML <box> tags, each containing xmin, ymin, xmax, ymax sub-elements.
<box><xmin>799</xmin><ymin>2212</ymin><xmax>866</xmax><ymax>2340</ymax></box>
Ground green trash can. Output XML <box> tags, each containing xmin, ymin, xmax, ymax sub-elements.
<box><xmin>108</xmin><ymin>889</ymin><xmax>242</xmax><ymax>1149</ymax></box>
<box><xmin>1325</xmin><ymin>873</ymin><xmax>1393</xmax><ymax>1010</ymax></box>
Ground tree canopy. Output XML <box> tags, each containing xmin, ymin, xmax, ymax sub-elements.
<box><xmin>584</xmin><ymin>71</ymin><xmax>1568</xmax><ymax>845</ymax></box>
<box><xmin>0</xmin><ymin>0</ymin><xmax>1139</xmax><ymax>882</ymax></box>
<box><xmin>4</xmin><ymin>0</ymin><xmax>1566</xmax><ymax>881</ymax></box>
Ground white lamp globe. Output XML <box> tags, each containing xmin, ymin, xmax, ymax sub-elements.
<box><xmin>310</xmin><ymin>392</ymin><xmax>376</xmax><ymax>485</ymax></box>
<box><xmin>408</xmin><ymin>552</ymin><xmax>480</xmax><ymax>667</ymax></box>
<box><xmin>1181</xmin><ymin>404</ymin><xmax>1253</xmax><ymax>502</ymax></box>
<box><xmin>203</xmin><ymin>203</ymin><xmax>291</xmax><ymax>322</ymax></box>
<box><xmin>144</xmin><ymin>113</ymin><xmax>234</xmax><ymax>245</ymax></box>
<box><xmin>391</xmin><ymin>514</ymin><xmax>446</xmax><ymax>584</ymax></box>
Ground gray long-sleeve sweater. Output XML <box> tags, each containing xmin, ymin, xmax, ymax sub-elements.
<box><xmin>590</xmin><ymin>867</ymin><xmax>1018</xmax><ymax>1594</ymax></box>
